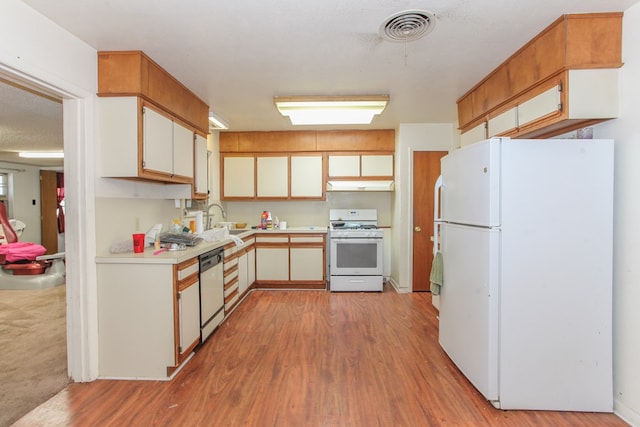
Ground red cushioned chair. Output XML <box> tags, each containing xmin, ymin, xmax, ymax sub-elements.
<box><xmin>0</xmin><ymin>202</ymin><xmax>60</xmax><ymax>276</ymax></box>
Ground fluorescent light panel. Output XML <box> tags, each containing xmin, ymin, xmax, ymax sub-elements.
<box><xmin>19</xmin><ymin>152</ymin><xmax>64</xmax><ymax>159</ymax></box>
<box><xmin>208</xmin><ymin>112</ymin><xmax>228</xmax><ymax>129</ymax></box>
<box><xmin>274</xmin><ymin>95</ymin><xmax>389</xmax><ymax>125</ymax></box>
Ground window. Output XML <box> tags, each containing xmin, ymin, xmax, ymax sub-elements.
<box><xmin>0</xmin><ymin>173</ymin><xmax>7</xmax><ymax>197</ymax></box>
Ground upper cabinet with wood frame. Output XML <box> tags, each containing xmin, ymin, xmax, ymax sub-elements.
<box><xmin>457</xmin><ymin>13</ymin><xmax>623</xmax><ymax>143</ymax></box>
<box><xmin>97</xmin><ymin>51</ymin><xmax>209</xmax><ymax>186</ymax></box>
<box><xmin>219</xmin><ymin>129</ymin><xmax>394</xmax><ymax>200</ymax></box>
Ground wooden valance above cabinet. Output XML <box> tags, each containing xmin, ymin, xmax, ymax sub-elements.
<box><xmin>219</xmin><ymin>130</ymin><xmax>395</xmax><ymax>153</ymax></box>
<box><xmin>457</xmin><ymin>13</ymin><xmax>623</xmax><ymax>141</ymax></box>
<box><xmin>98</xmin><ymin>50</ymin><xmax>209</xmax><ymax>134</ymax></box>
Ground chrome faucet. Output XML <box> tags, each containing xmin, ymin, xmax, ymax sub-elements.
<box><xmin>204</xmin><ymin>202</ymin><xmax>226</xmax><ymax>229</ymax></box>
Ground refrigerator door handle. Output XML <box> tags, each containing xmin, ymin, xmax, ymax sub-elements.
<box><xmin>433</xmin><ymin>175</ymin><xmax>443</xmax><ymax>255</ymax></box>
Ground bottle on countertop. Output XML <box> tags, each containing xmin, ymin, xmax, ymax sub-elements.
<box><xmin>274</xmin><ymin>216</ymin><xmax>280</xmax><ymax>229</ymax></box>
<box><xmin>267</xmin><ymin>212</ymin><xmax>273</xmax><ymax>229</ymax></box>
<box><xmin>260</xmin><ymin>211</ymin><xmax>268</xmax><ymax>229</ymax></box>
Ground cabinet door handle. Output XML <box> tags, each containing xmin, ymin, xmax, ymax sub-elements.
<box><xmin>414</xmin><ymin>226</ymin><xmax>421</xmax><ymax>232</ymax></box>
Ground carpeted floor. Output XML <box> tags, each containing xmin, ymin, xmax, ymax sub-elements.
<box><xmin>0</xmin><ymin>284</ymin><xmax>68</xmax><ymax>427</ymax></box>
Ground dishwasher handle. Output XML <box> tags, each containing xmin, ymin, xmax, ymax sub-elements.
<box><xmin>199</xmin><ymin>247</ymin><xmax>224</xmax><ymax>272</ymax></box>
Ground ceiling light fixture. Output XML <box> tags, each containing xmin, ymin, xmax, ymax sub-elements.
<box><xmin>19</xmin><ymin>152</ymin><xmax>64</xmax><ymax>159</ymax></box>
<box><xmin>208</xmin><ymin>112</ymin><xmax>228</xmax><ymax>130</ymax></box>
<box><xmin>274</xmin><ymin>95</ymin><xmax>389</xmax><ymax>125</ymax></box>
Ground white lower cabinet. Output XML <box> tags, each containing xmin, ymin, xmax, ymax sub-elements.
<box><xmin>255</xmin><ymin>233</ymin><xmax>326</xmax><ymax>288</ymax></box>
<box><xmin>238</xmin><ymin>250</ymin><xmax>248</xmax><ymax>295</ymax></box>
<box><xmin>247</xmin><ymin>246</ymin><xmax>256</xmax><ymax>286</ymax></box>
<box><xmin>96</xmin><ymin>256</ymin><xmax>201</xmax><ymax>380</ymax></box>
<box><xmin>178</xmin><ymin>278</ymin><xmax>201</xmax><ymax>357</ymax></box>
<box><xmin>256</xmin><ymin>247</ymin><xmax>289</xmax><ymax>281</ymax></box>
<box><xmin>290</xmin><ymin>247</ymin><xmax>324</xmax><ymax>281</ymax></box>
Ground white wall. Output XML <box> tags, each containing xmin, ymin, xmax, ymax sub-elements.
<box><xmin>0</xmin><ymin>0</ymin><xmax>99</xmax><ymax>381</ymax></box>
<box><xmin>224</xmin><ymin>192</ymin><xmax>393</xmax><ymax>229</ymax></box>
<box><xmin>94</xmin><ymin>198</ymin><xmax>182</xmax><ymax>254</ymax></box>
<box><xmin>392</xmin><ymin>123</ymin><xmax>456</xmax><ymax>293</ymax></box>
<box><xmin>593</xmin><ymin>4</ymin><xmax>640</xmax><ymax>425</ymax></box>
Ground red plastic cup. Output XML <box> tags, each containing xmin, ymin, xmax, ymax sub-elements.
<box><xmin>132</xmin><ymin>233</ymin><xmax>146</xmax><ymax>253</ymax></box>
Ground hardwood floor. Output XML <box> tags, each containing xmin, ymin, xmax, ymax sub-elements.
<box><xmin>15</xmin><ymin>287</ymin><xmax>627</xmax><ymax>427</ymax></box>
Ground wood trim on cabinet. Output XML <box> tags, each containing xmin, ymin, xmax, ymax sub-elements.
<box><xmin>316</xmin><ymin>130</ymin><xmax>395</xmax><ymax>152</ymax></box>
<box><xmin>326</xmin><ymin>151</ymin><xmax>395</xmax><ymax>180</ymax></box>
<box><xmin>136</xmin><ymin>98</ymin><xmax>196</xmax><ymax>184</ymax></box>
<box><xmin>219</xmin><ymin>130</ymin><xmax>395</xmax><ymax>153</ymax></box>
<box><xmin>238</xmin><ymin>131</ymin><xmax>317</xmax><ymax>152</ymax></box>
<box><xmin>98</xmin><ymin>50</ymin><xmax>209</xmax><ymax>134</ymax></box>
<box><xmin>457</xmin><ymin>13</ymin><xmax>623</xmax><ymax>133</ymax></box>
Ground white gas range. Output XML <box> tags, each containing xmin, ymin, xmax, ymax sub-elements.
<box><xmin>328</xmin><ymin>209</ymin><xmax>383</xmax><ymax>292</ymax></box>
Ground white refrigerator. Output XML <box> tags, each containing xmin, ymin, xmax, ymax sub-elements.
<box><xmin>436</xmin><ymin>137</ymin><xmax>613</xmax><ymax>411</ymax></box>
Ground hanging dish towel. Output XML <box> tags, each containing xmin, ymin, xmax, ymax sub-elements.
<box><xmin>429</xmin><ymin>251</ymin><xmax>443</xmax><ymax>295</ymax></box>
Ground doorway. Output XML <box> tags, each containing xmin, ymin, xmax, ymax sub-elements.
<box><xmin>40</xmin><ymin>170</ymin><xmax>63</xmax><ymax>254</ymax></box>
<box><xmin>412</xmin><ymin>151</ymin><xmax>447</xmax><ymax>291</ymax></box>
<box><xmin>0</xmin><ymin>79</ymin><xmax>69</xmax><ymax>424</ymax></box>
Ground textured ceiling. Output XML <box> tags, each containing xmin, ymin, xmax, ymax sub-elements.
<box><xmin>0</xmin><ymin>79</ymin><xmax>63</xmax><ymax>167</ymax></box>
<box><xmin>3</xmin><ymin>0</ymin><xmax>640</xmax><ymax>167</ymax></box>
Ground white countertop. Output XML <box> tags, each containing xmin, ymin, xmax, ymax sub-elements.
<box><xmin>95</xmin><ymin>227</ymin><xmax>328</xmax><ymax>265</ymax></box>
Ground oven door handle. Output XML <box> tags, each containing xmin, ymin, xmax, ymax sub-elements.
<box><xmin>331</xmin><ymin>237</ymin><xmax>382</xmax><ymax>243</ymax></box>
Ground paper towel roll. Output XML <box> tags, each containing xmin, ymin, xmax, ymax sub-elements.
<box><xmin>195</xmin><ymin>211</ymin><xmax>204</xmax><ymax>234</ymax></box>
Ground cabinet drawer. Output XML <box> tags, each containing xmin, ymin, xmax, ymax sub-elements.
<box><xmin>290</xmin><ymin>235</ymin><xmax>324</xmax><ymax>244</ymax></box>
<box><xmin>224</xmin><ymin>257</ymin><xmax>238</xmax><ymax>272</ymax></box>
<box><xmin>256</xmin><ymin>235</ymin><xmax>289</xmax><ymax>244</ymax></box>
<box><xmin>225</xmin><ymin>293</ymin><xmax>240</xmax><ymax>312</ymax></box>
<box><xmin>224</xmin><ymin>278</ymin><xmax>239</xmax><ymax>297</ymax></box>
<box><xmin>177</xmin><ymin>258</ymin><xmax>199</xmax><ymax>281</ymax></box>
<box><xmin>224</xmin><ymin>268</ymin><xmax>239</xmax><ymax>284</ymax></box>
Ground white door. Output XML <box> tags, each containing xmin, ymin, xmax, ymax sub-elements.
<box><xmin>441</xmin><ymin>138</ymin><xmax>501</xmax><ymax>227</ymax></box>
<box><xmin>439</xmin><ymin>222</ymin><xmax>500</xmax><ymax>402</ymax></box>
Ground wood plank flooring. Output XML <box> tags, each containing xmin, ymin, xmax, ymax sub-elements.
<box><xmin>15</xmin><ymin>287</ymin><xmax>627</xmax><ymax>426</ymax></box>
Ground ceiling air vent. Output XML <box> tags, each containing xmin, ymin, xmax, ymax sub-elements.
<box><xmin>380</xmin><ymin>10</ymin><xmax>436</xmax><ymax>42</ymax></box>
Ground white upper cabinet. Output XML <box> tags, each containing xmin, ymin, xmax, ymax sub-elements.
<box><xmin>488</xmin><ymin>107</ymin><xmax>517</xmax><ymax>138</ymax></box>
<box><xmin>291</xmin><ymin>155</ymin><xmax>323</xmax><ymax>198</ymax></box>
<box><xmin>328</xmin><ymin>154</ymin><xmax>394</xmax><ymax>178</ymax></box>
<box><xmin>193</xmin><ymin>134</ymin><xmax>208</xmax><ymax>197</ymax></box>
<box><xmin>517</xmin><ymin>86</ymin><xmax>561</xmax><ymax>127</ymax></box>
<box><xmin>257</xmin><ymin>156</ymin><xmax>288</xmax><ymax>197</ymax></box>
<box><xmin>223</xmin><ymin>156</ymin><xmax>255</xmax><ymax>198</ymax></box>
<box><xmin>361</xmin><ymin>155</ymin><xmax>393</xmax><ymax>177</ymax></box>
<box><xmin>99</xmin><ymin>96</ymin><xmax>196</xmax><ymax>185</ymax></box>
<box><xmin>143</xmin><ymin>106</ymin><xmax>174</xmax><ymax>174</ymax></box>
<box><xmin>460</xmin><ymin>122</ymin><xmax>487</xmax><ymax>147</ymax></box>
<box><xmin>172</xmin><ymin>121</ymin><xmax>195</xmax><ymax>179</ymax></box>
<box><xmin>328</xmin><ymin>155</ymin><xmax>360</xmax><ymax>177</ymax></box>
<box><xmin>222</xmin><ymin>154</ymin><xmax>324</xmax><ymax>200</ymax></box>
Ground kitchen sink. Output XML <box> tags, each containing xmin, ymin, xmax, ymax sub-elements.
<box><xmin>228</xmin><ymin>229</ymin><xmax>248</xmax><ymax>235</ymax></box>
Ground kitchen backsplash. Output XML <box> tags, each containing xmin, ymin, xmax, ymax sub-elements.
<box><xmin>224</xmin><ymin>192</ymin><xmax>393</xmax><ymax>228</ymax></box>
<box><xmin>95</xmin><ymin>197</ymin><xmax>179</xmax><ymax>252</ymax></box>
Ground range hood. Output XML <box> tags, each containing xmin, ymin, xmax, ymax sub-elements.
<box><xmin>326</xmin><ymin>180</ymin><xmax>395</xmax><ymax>192</ymax></box>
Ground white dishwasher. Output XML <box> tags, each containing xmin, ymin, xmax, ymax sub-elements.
<box><xmin>199</xmin><ymin>247</ymin><xmax>224</xmax><ymax>342</ymax></box>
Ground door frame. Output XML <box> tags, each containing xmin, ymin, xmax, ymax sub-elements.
<box><xmin>0</xmin><ymin>63</ymin><xmax>98</xmax><ymax>382</ymax></box>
